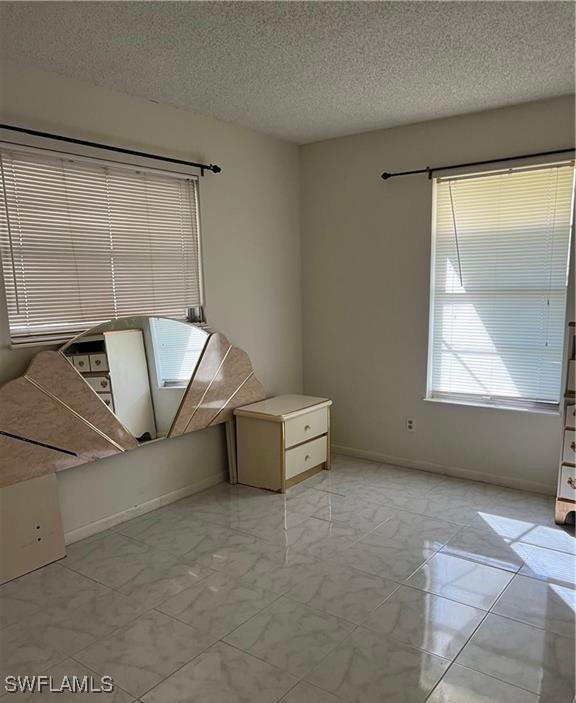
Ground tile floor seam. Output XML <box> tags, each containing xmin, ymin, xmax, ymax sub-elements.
<box><xmin>117</xmin><ymin>637</ymin><xmax>215</xmax><ymax>700</ymax></box>
<box><xmin>68</xmin><ymin>655</ymin><xmax>137</xmax><ymax>700</ymax></box>
<box><xmin>460</xmin><ymin>661</ymin><xmax>562</xmax><ymax>697</ymax></box>
<box><xmin>151</xmin><ymin>587</ymin><xmax>286</xmax><ymax>639</ymax></box>
<box><xmin>212</xmin><ymin>636</ymin><xmax>311</xmax><ymax>684</ymax></box>
<box><xmin>485</xmin><ymin>604</ymin><xmax>576</xmax><ymax>636</ymax></box>
<box><xmin>451</xmin><ymin>650</ymin><xmax>562</xmax><ymax>698</ymax></box>
<box><xmin>117</xmin><ymin>518</ymin><xmax>275</xmax><ymax>551</ymax></box>
<box><xmin>72</xmin><ymin>609</ymin><xmax>220</xmax><ymax>699</ymax></box>
<box><xmin>423</xmin><ymin>657</ymin><xmax>542</xmax><ymax>702</ymax></box>
<box><xmin>423</xmin><ymin>585</ymin><xmax>544</xmax><ymax>700</ymax></box>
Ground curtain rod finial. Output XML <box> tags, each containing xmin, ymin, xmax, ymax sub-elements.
<box><xmin>381</xmin><ymin>172</ymin><xmax>391</xmax><ymax>180</ymax></box>
<box><xmin>210</xmin><ymin>164</ymin><xmax>222</xmax><ymax>174</ymax></box>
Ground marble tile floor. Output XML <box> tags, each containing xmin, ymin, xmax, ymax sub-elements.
<box><xmin>0</xmin><ymin>454</ymin><xmax>574</xmax><ymax>702</ymax></box>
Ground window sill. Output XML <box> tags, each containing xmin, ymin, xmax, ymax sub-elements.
<box><xmin>423</xmin><ymin>396</ymin><xmax>561</xmax><ymax>416</ymax></box>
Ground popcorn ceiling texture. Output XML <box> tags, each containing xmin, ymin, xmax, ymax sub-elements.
<box><xmin>0</xmin><ymin>1</ymin><xmax>574</xmax><ymax>143</ymax></box>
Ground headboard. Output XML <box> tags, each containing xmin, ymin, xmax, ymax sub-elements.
<box><xmin>0</xmin><ymin>316</ymin><xmax>266</xmax><ymax>488</ymax></box>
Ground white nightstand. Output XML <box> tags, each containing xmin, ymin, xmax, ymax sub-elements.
<box><xmin>234</xmin><ymin>394</ymin><xmax>332</xmax><ymax>492</ymax></box>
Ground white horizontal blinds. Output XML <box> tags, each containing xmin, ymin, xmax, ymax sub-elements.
<box><xmin>429</xmin><ymin>162</ymin><xmax>574</xmax><ymax>405</ymax></box>
<box><xmin>149</xmin><ymin>317</ymin><xmax>207</xmax><ymax>386</ymax></box>
<box><xmin>0</xmin><ymin>148</ymin><xmax>201</xmax><ymax>341</ymax></box>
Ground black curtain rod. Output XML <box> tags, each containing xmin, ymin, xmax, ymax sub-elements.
<box><xmin>381</xmin><ymin>147</ymin><xmax>575</xmax><ymax>180</ymax></box>
<box><xmin>0</xmin><ymin>124</ymin><xmax>222</xmax><ymax>175</ymax></box>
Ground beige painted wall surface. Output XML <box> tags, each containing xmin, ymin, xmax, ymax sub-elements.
<box><xmin>300</xmin><ymin>96</ymin><xmax>575</xmax><ymax>494</ymax></box>
<box><xmin>0</xmin><ymin>62</ymin><xmax>302</xmax><ymax>534</ymax></box>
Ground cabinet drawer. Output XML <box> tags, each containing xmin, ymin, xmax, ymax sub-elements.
<box><xmin>72</xmin><ymin>354</ymin><xmax>90</xmax><ymax>372</ymax></box>
<box><xmin>562</xmin><ymin>429</ymin><xmax>575</xmax><ymax>465</ymax></box>
<box><xmin>284</xmin><ymin>407</ymin><xmax>328</xmax><ymax>448</ymax></box>
<box><xmin>89</xmin><ymin>353</ymin><xmax>108</xmax><ymax>372</ymax></box>
<box><xmin>86</xmin><ymin>375</ymin><xmax>111</xmax><ymax>392</ymax></box>
<box><xmin>285</xmin><ymin>436</ymin><xmax>327</xmax><ymax>480</ymax></box>
<box><xmin>98</xmin><ymin>392</ymin><xmax>114</xmax><ymax>411</ymax></box>
<box><xmin>566</xmin><ymin>404</ymin><xmax>576</xmax><ymax>429</ymax></box>
<box><xmin>558</xmin><ymin>464</ymin><xmax>576</xmax><ymax>500</ymax></box>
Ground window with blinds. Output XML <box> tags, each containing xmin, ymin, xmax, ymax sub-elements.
<box><xmin>427</xmin><ymin>162</ymin><xmax>575</xmax><ymax>409</ymax></box>
<box><xmin>149</xmin><ymin>317</ymin><xmax>207</xmax><ymax>387</ymax></box>
<box><xmin>0</xmin><ymin>147</ymin><xmax>203</xmax><ymax>344</ymax></box>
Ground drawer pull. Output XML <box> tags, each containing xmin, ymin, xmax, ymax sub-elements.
<box><xmin>100</xmin><ymin>380</ymin><xmax>108</xmax><ymax>388</ymax></box>
<box><xmin>571</xmin><ymin>442</ymin><xmax>576</xmax><ymax>451</ymax></box>
<box><xmin>568</xmin><ymin>477</ymin><xmax>576</xmax><ymax>489</ymax></box>
<box><xmin>305</xmin><ymin>454</ymin><xmax>310</xmax><ymax>461</ymax></box>
<box><xmin>304</xmin><ymin>424</ymin><xmax>311</xmax><ymax>431</ymax></box>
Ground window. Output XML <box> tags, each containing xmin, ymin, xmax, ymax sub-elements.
<box><xmin>0</xmin><ymin>147</ymin><xmax>202</xmax><ymax>344</ymax></box>
<box><xmin>149</xmin><ymin>317</ymin><xmax>207</xmax><ymax>387</ymax></box>
<box><xmin>427</xmin><ymin>162</ymin><xmax>574</xmax><ymax>410</ymax></box>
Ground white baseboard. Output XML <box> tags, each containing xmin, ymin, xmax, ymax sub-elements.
<box><xmin>332</xmin><ymin>444</ymin><xmax>555</xmax><ymax>496</ymax></box>
<box><xmin>64</xmin><ymin>472</ymin><xmax>226</xmax><ymax>544</ymax></box>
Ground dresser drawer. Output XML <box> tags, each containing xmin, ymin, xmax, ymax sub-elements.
<box><xmin>89</xmin><ymin>353</ymin><xmax>108</xmax><ymax>372</ymax></box>
<box><xmin>558</xmin><ymin>464</ymin><xmax>576</xmax><ymax>500</ymax></box>
<box><xmin>285</xmin><ymin>436</ymin><xmax>327</xmax><ymax>480</ymax></box>
<box><xmin>562</xmin><ymin>429</ymin><xmax>575</xmax><ymax>465</ymax></box>
<box><xmin>86</xmin><ymin>375</ymin><xmax>111</xmax><ymax>392</ymax></box>
<box><xmin>72</xmin><ymin>354</ymin><xmax>90</xmax><ymax>372</ymax></box>
<box><xmin>284</xmin><ymin>407</ymin><xmax>328</xmax><ymax>448</ymax></box>
<box><xmin>566</xmin><ymin>404</ymin><xmax>576</xmax><ymax>429</ymax></box>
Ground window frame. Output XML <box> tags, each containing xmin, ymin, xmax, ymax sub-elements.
<box><xmin>0</xmin><ymin>131</ymin><xmax>206</xmax><ymax>347</ymax></box>
<box><xmin>425</xmin><ymin>161</ymin><xmax>575</xmax><ymax>413</ymax></box>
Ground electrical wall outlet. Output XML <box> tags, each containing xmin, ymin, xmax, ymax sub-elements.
<box><xmin>406</xmin><ymin>417</ymin><xmax>416</xmax><ymax>432</ymax></box>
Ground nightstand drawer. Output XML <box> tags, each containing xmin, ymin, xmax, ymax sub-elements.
<box><xmin>562</xmin><ymin>429</ymin><xmax>575</xmax><ymax>465</ymax></box>
<box><xmin>285</xmin><ymin>436</ymin><xmax>327</xmax><ymax>480</ymax></box>
<box><xmin>558</xmin><ymin>464</ymin><xmax>576</xmax><ymax>500</ymax></box>
<box><xmin>86</xmin><ymin>375</ymin><xmax>111</xmax><ymax>392</ymax></box>
<box><xmin>284</xmin><ymin>407</ymin><xmax>328</xmax><ymax>448</ymax></box>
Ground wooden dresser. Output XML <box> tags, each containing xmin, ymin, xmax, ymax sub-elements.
<box><xmin>555</xmin><ymin>321</ymin><xmax>575</xmax><ymax>525</ymax></box>
<box><xmin>234</xmin><ymin>394</ymin><xmax>332</xmax><ymax>492</ymax></box>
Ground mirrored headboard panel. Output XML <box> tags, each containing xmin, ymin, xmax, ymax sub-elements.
<box><xmin>61</xmin><ymin>316</ymin><xmax>210</xmax><ymax>441</ymax></box>
<box><xmin>0</xmin><ymin>317</ymin><xmax>266</xmax><ymax>487</ymax></box>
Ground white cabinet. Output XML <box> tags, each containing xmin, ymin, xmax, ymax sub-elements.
<box><xmin>558</xmin><ymin>465</ymin><xmax>576</xmax><ymax>501</ymax></box>
<box><xmin>0</xmin><ymin>474</ymin><xmax>65</xmax><ymax>584</ymax></box>
<box><xmin>562</xmin><ymin>429</ymin><xmax>576</xmax><ymax>465</ymax></box>
<box><xmin>235</xmin><ymin>394</ymin><xmax>331</xmax><ymax>492</ymax></box>
<box><xmin>103</xmin><ymin>330</ymin><xmax>156</xmax><ymax>439</ymax></box>
<box><xmin>556</xmin><ymin>321</ymin><xmax>576</xmax><ymax>525</ymax></box>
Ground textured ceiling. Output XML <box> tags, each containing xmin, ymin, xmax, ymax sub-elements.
<box><xmin>0</xmin><ymin>1</ymin><xmax>574</xmax><ymax>144</ymax></box>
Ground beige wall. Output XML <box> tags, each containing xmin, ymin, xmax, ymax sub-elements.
<box><xmin>301</xmin><ymin>96</ymin><xmax>575</xmax><ymax>494</ymax></box>
<box><xmin>0</xmin><ymin>62</ymin><xmax>303</xmax><ymax>537</ymax></box>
